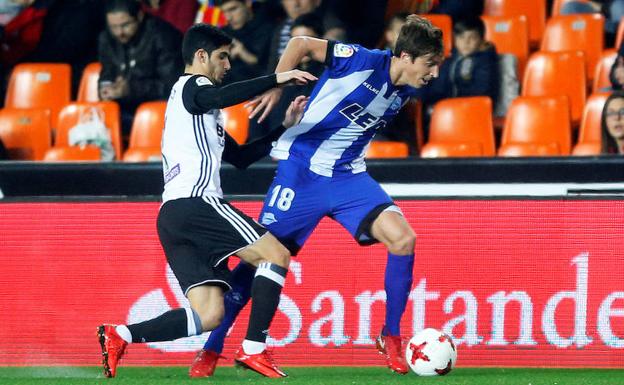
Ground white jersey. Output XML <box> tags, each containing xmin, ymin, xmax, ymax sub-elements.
<box><xmin>161</xmin><ymin>75</ymin><xmax>226</xmax><ymax>203</ymax></box>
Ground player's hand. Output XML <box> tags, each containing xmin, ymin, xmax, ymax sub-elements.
<box><xmin>282</xmin><ymin>95</ymin><xmax>309</xmax><ymax>128</ymax></box>
<box><xmin>276</xmin><ymin>69</ymin><xmax>317</xmax><ymax>86</ymax></box>
<box><xmin>245</xmin><ymin>88</ymin><xmax>283</xmax><ymax>123</ymax></box>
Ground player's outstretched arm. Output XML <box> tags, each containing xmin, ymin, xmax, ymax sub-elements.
<box><xmin>222</xmin><ymin>96</ymin><xmax>308</xmax><ymax>169</ymax></box>
<box><xmin>247</xmin><ymin>36</ymin><xmax>328</xmax><ymax>123</ymax></box>
<box><xmin>187</xmin><ymin>70</ymin><xmax>314</xmax><ymax>113</ymax></box>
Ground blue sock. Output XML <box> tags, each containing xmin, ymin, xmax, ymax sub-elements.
<box><xmin>383</xmin><ymin>253</ymin><xmax>414</xmax><ymax>336</ymax></box>
<box><xmin>202</xmin><ymin>262</ymin><xmax>255</xmax><ymax>353</ymax></box>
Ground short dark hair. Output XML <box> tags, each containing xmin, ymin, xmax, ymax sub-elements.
<box><xmin>182</xmin><ymin>23</ymin><xmax>233</xmax><ymax>65</ymax></box>
<box><xmin>453</xmin><ymin>17</ymin><xmax>486</xmax><ymax>39</ymax></box>
<box><xmin>393</xmin><ymin>14</ymin><xmax>443</xmax><ymax>59</ymax></box>
<box><xmin>291</xmin><ymin>13</ymin><xmax>324</xmax><ymax>37</ymax></box>
<box><xmin>105</xmin><ymin>0</ymin><xmax>142</xmax><ymax>18</ymax></box>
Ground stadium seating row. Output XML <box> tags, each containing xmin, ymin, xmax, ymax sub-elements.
<box><xmin>0</xmin><ymin>56</ymin><xmax>610</xmax><ymax>161</ymax></box>
<box><xmin>421</xmin><ymin>94</ymin><xmax>606</xmax><ymax>158</ymax></box>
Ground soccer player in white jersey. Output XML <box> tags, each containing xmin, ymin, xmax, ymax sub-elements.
<box><xmin>194</xmin><ymin>15</ymin><xmax>443</xmax><ymax>376</ymax></box>
<box><xmin>97</xmin><ymin>23</ymin><xmax>317</xmax><ymax>379</ymax></box>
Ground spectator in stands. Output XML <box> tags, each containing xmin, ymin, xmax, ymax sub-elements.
<box><xmin>98</xmin><ymin>0</ymin><xmax>183</xmax><ymax>138</ymax></box>
<box><xmin>322</xmin><ymin>0</ymin><xmax>385</xmax><ymax>48</ymax></box>
<box><xmin>430</xmin><ymin>0</ymin><xmax>484</xmax><ymax>23</ymax></box>
<box><xmin>610</xmin><ymin>43</ymin><xmax>624</xmax><ymax>90</ymax></box>
<box><xmin>601</xmin><ymin>91</ymin><xmax>624</xmax><ymax>154</ymax></box>
<box><xmin>267</xmin><ymin>0</ymin><xmax>344</xmax><ymax>71</ymax></box>
<box><xmin>422</xmin><ymin>17</ymin><xmax>499</xmax><ymax>105</ymax></box>
<box><xmin>383</xmin><ymin>11</ymin><xmax>408</xmax><ymax>51</ymax></box>
<box><xmin>217</xmin><ymin>0</ymin><xmax>273</xmax><ymax>84</ymax></box>
<box><xmin>560</xmin><ymin>1</ymin><xmax>624</xmax><ymax>45</ymax></box>
<box><xmin>262</xmin><ymin>12</ymin><xmax>325</xmax><ymax>136</ymax></box>
<box><xmin>141</xmin><ymin>0</ymin><xmax>198</xmax><ymax>34</ymax></box>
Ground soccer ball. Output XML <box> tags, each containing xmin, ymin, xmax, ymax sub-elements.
<box><xmin>405</xmin><ymin>328</ymin><xmax>457</xmax><ymax>376</ymax></box>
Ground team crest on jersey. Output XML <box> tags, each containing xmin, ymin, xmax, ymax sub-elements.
<box><xmin>390</xmin><ymin>96</ymin><xmax>402</xmax><ymax>110</ymax></box>
<box><xmin>196</xmin><ymin>76</ymin><xmax>211</xmax><ymax>86</ymax></box>
<box><xmin>334</xmin><ymin>43</ymin><xmax>354</xmax><ymax>58</ymax></box>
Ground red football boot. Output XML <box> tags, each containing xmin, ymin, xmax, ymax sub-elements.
<box><xmin>97</xmin><ymin>324</ymin><xmax>128</xmax><ymax>378</ymax></box>
<box><xmin>189</xmin><ymin>349</ymin><xmax>224</xmax><ymax>378</ymax></box>
<box><xmin>376</xmin><ymin>331</ymin><xmax>409</xmax><ymax>375</ymax></box>
<box><xmin>234</xmin><ymin>348</ymin><xmax>287</xmax><ymax>378</ymax></box>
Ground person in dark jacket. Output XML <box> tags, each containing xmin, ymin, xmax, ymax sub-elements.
<box><xmin>217</xmin><ymin>0</ymin><xmax>274</xmax><ymax>85</ymax></box>
<box><xmin>98</xmin><ymin>0</ymin><xmax>183</xmax><ymax>137</ymax></box>
<box><xmin>423</xmin><ymin>17</ymin><xmax>499</xmax><ymax>105</ymax></box>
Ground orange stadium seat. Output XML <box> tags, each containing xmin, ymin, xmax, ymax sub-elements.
<box><xmin>222</xmin><ymin>102</ymin><xmax>249</xmax><ymax>144</ymax></box>
<box><xmin>498</xmin><ymin>96</ymin><xmax>571</xmax><ymax>156</ymax></box>
<box><xmin>77</xmin><ymin>62</ymin><xmax>102</xmax><ymax>102</ymax></box>
<box><xmin>366</xmin><ymin>140</ymin><xmax>409</xmax><ymax>158</ymax></box>
<box><xmin>421</xmin><ymin>14</ymin><xmax>452</xmax><ymax>57</ymax></box>
<box><xmin>522</xmin><ymin>50</ymin><xmax>586</xmax><ymax>125</ymax></box>
<box><xmin>572</xmin><ymin>92</ymin><xmax>609</xmax><ymax>156</ymax></box>
<box><xmin>43</xmin><ymin>145</ymin><xmax>101</xmax><ymax>162</ymax></box>
<box><xmin>593</xmin><ymin>49</ymin><xmax>617</xmax><ymax>93</ymax></box>
<box><xmin>421</xmin><ymin>96</ymin><xmax>495</xmax><ymax>157</ymax></box>
<box><xmin>551</xmin><ymin>0</ymin><xmax>590</xmax><ymax>16</ymax></box>
<box><xmin>123</xmin><ymin>101</ymin><xmax>166</xmax><ymax>162</ymax></box>
<box><xmin>616</xmin><ymin>17</ymin><xmax>624</xmax><ymax>49</ymax></box>
<box><xmin>484</xmin><ymin>0</ymin><xmax>547</xmax><ymax>48</ymax></box>
<box><xmin>5</xmin><ymin>63</ymin><xmax>71</xmax><ymax>129</ymax></box>
<box><xmin>53</xmin><ymin>101</ymin><xmax>122</xmax><ymax>160</ymax></box>
<box><xmin>482</xmin><ymin>15</ymin><xmax>530</xmax><ymax>81</ymax></box>
<box><xmin>0</xmin><ymin>108</ymin><xmax>51</xmax><ymax>160</ymax></box>
<box><xmin>541</xmin><ymin>14</ymin><xmax>604</xmax><ymax>83</ymax></box>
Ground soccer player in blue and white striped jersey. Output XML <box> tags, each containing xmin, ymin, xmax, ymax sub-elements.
<box><xmin>195</xmin><ymin>15</ymin><xmax>443</xmax><ymax>376</ymax></box>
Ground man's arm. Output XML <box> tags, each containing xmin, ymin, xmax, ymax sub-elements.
<box><xmin>185</xmin><ymin>74</ymin><xmax>278</xmax><ymax>114</ymax></box>
<box><xmin>223</xmin><ymin>95</ymin><xmax>307</xmax><ymax>169</ymax></box>
<box><xmin>248</xmin><ymin>36</ymin><xmax>330</xmax><ymax>122</ymax></box>
<box><xmin>184</xmin><ymin>71</ymin><xmax>316</xmax><ymax>114</ymax></box>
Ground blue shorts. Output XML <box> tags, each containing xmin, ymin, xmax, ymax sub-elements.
<box><xmin>259</xmin><ymin>160</ymin><xmax>397</xmax><ymax>255</ymax></box>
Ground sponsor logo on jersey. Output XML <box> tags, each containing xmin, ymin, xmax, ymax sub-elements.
<box><xmin>362</xmin><ymin>82</ymin><xmax>380</xmax><ymax>95</ymax></box>
<box><xmin>196</xmin><ymin>76</ymin><xmax>211</xmax><ymax>86</ymax></box>
<box><xmin>164</xmin><ymin>164</ymin><xmax>180</xmax><ymax>184</ymax></box>
<box><xmin>261</xmin><ymin>212</ymin><xmax>277</xmax><ymax>225</ymax></box>
<box><xmin>334</xmin><ymin>43</ymin><xmax>354</xmax><ymax>58</ymax></box>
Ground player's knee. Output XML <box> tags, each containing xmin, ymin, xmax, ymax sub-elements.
<box><xmin>196</xmin><ymin>307</ymin><xmax>224</xmax><ymax>332</ymax></box>
<box><xmin>386</xmin><ymin>230</ymin><xmax>416</xmax><ymax>255</ymax></box>
<box><xmin>262</xmin><ymin>243</ymin><xmax>291</xmax><ymax>269</ymax></box>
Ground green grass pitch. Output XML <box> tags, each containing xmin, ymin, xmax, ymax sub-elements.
<box><xmin>1</xmin><ymin>367</ymin><xmax>623</xmax><ymax>385</ymax></box>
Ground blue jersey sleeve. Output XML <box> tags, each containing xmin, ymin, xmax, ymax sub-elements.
<box><xmin>326</xmin><ymin>43</ymin><xmax>380</xmax><ymax>77</ymax></box>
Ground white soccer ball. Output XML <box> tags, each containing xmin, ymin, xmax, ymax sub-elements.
<box><xmin>405</xmin><ymin>328</ymin><xmax>457</xmax><ymax>376</ymax></box>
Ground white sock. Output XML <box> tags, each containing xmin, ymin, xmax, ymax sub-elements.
<box><xmin>242</xmin><ymin>339</ymin><xmax>265</xmax><ymax>355</ymax></box>
<box><xmin>115</xmin><ymin>325</ymin><xmax>132</xmax><ymax>343</ymax></box>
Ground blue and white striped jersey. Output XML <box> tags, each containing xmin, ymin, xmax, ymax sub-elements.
<box><xmin>271</xmin><ymin>43</ymin><xmax>417</xmax><ymax>177</ymax></box>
